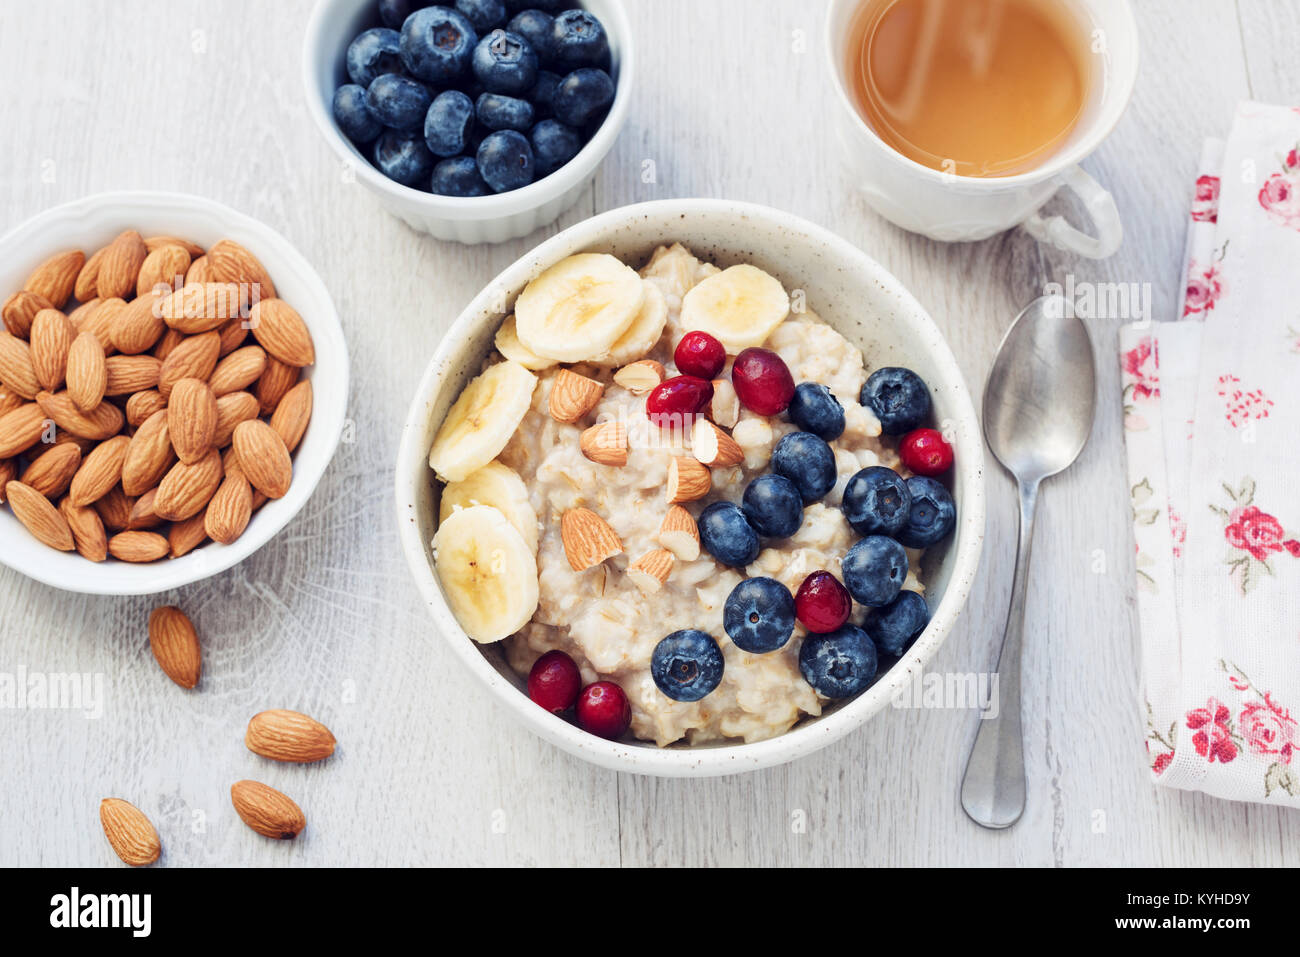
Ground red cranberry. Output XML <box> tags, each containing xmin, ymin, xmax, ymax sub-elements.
<box><xmin>731</xmin><ymin>348</ymin><xmax>794</xmax><ymax>415</ymax></box>
<box><xmin>674</xmin><ymin>331</ymin><xmax>726</xmax><ymax>380</ymax></box>
<box><xmin>899</xmin><ymin>428</ymin><xmax>954</xmax><ymax>476</ymax></box>
<box><xmin>795</xmin><ymin>571</ymin><xmax>852</xmax><ymax>633</ymax></box>
<box><xmin>646</xmin><ymin>375</ymin><xmax>713</xmax><ymax>428</ymax></box>
<box><xmin>527</xmin><ymin>650</ymin><xmax>582</xmax><ymax>713</ymax></box>
<box><xmin>575</xmin><ymin>681</ymin><xmax>631</xmax><ymax>739</ymax></box>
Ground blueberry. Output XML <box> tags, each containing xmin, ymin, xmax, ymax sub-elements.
<box><xmin>332</xmin><ymin>84</ymin><xmax>382</xmax><ymax>144</ymax></box>
<box><xmin>842</xmin><ymin>535</ymin><xmax>908</xmax><ymax>608</ymax></box>
<box><xmin>651</xmin><ymin>630</ymin><xmax>725</xmax><ymax>702</ymax></box>
<box><xmin>373</xmin><ymin>129</ymin><xmax>436</xmax><ymax>186</ymax></box>
<box><xmin>346</xmin><ymin>28</ymin><xmax>404</xmax><ymax>87</ymax></box>
<box><xmin>430</xmin><ymin>156</ymin><xmax>492</xmax><ymax>196</ymax></box>
<box><xmin>723</xmin><ymin>577</ymin><xmax>796</xmax><ymax>654</ymax></box>
<box><xmin>365</xmin><ymin>73</ymin><xmax>434</xmax><ymax>131</ymax></box>
<box><xmin>507</xmin><ymin>9</ymin><xmax>555</xmax><ymax>64</ymax></box>
<box><xmin>472</xmin><ymin>29</ymin><xmax>539</xmax><ymax>94</ymax></box>
<box><xmin>476</xmin><ymin>129</ymin><xmax>534</xmax><ymax>191</ymax></box>
<box><xmin>455</xmin><ymin>0</ymin><xmax>507</xmax><ymax>31</ymax></box>
<box><xmin>897</xmin><ymin>475</ymin><xmax>956</xmax><ymax>548</ymax></box>
<box><xmin>861</xmin><ymin>366</ymin><xmax>931</xmax><ymax>435</ymax></box>
<box><xmin>741</xmin><ymin>474</ymin><xmax>803</xmax><ymax>539</ymax></box>
<box><xmin>771</xmin><ymin>431</ymin><xmax>836</xmax><ymax>504</ymax></box>
<box><xmin>788</xmin><ymin>383</ymin><xmax>845</xmax><ymax>441</ymax></box>
<box><xmin>550</xmin><ymin>9</ymin><xmax>609</xmax><ymax>69</ymax></box>
<box><xmin>866</xmin><ymin>590</ymin><xmax>930</xmax><ymax>657</ymax></box>
<box><xmin>799</xmin><ymin>624</ymin><xmax>878</xmax><ymax>698</ymax></box>
<box><xmin>423</xmin><ymin>90</ymin><xmax>475</xmax><ymax>156</ymax></box>
<box><xmin>475</xmin><ymin>91</ymin><xmax>534</xmax><ymax>131</ymax></box>
<box><xmin>527</xmin><ymin>69</ymin><xmax>562</xmax><ymax>118</ymax></box>
<box><xmin>698</xmin><ymin>501</ymin><xmax>760</xmax><ymax>568</ymax></box>
<box><xmin>552</xmin><ymin>67</ymin><xmax>614</xmax><ymax>127</ymax></box>
<box><xmin>378</xmin><ymin>0</ymin><xmax>414</xmax><ymax>29</ymax></box>
<box><xmin>841</xmin><ymin>466</ymin><xmax>911</xmax><ymax>537</ymax></box>
<box><xmin>530</xmin><ymin>118</ymin><xmax>582</xmax><ymax>176</ymax></box>
<box><xmin>401</xmin><ymin>6</ymin><xmax>478</xmax><ymax>83</ymax></box>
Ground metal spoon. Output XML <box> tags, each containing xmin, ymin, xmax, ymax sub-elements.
<box><xmin>959</xmin><ymin>295</ymin><xmax>1096</xmax><ymax>829</ymax></box>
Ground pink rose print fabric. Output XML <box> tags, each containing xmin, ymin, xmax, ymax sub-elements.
<box><xmin>1123</xmin><ymin>102</ymin><xmax>1300</xmax><ymax>808</ymax></box>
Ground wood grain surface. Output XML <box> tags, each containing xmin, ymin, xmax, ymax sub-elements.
<box><xmin>0</xmin><ymin>0</ymin><xmax>1296</xmax><ymax>866</ymax></box>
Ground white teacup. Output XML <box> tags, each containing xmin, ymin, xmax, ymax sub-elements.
<box><xmin>824</xmin><ymin>0</ymin><xmax>1139</xmax><ymax>258</ymax></box>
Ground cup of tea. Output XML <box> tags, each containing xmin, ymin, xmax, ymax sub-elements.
<box><xmin>824</xmin><ymin>0</ymin><xmax>1138</xmax><ymax>258</ymax></box>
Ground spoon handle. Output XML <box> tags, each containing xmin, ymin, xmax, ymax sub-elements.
<box><xmin>960</xmin><ymin>477</ymin><xmax>1039</xmax><ymax>829</ymax></box>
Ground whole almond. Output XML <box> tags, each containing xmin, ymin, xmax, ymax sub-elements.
<box><xmin>560</xmin><ymin>507</ymin><xmax>623</xmax><ymax>572</ymax></box>
<box><xmin>168</xmin><ymin>511</ymin><xmax>208</xmax><ymax>557</ymax></box>
<box><xmin>159</xmin><ymin>282</ymin><xmax>243</xmax><ymax>334</ymax></box>
<box><xmin>110</xmin><ymin>292</ymin><xmax>166</xmax><ymax>355</ymax></box>
<box><xmin>205</xmin><ymin>469</ymin><xmax>252</xmax><ymax>544</ymax></box>
<box><xmin>245</xmin><ymin>709</ymin><xmax>336</xmax><ymax>764</ymax></box>
<box><xmin>216</xmin><ymin>315</ymin><xmax>247</xmax><ymax>356</ymax></box>
<box><xmin>108</xmin><ymin>530</ymin><xmax>169</xmax><ymax>562</ymax></box>
<box><xmin>60</xmin><ymin>497</ymin><xmax>108</xmax><ymax>561</ymax></box>
<box><xmin>77</xmin><ymin>297</ymin><xmax>125</xmax><ymax>352</ymax></box>
<box><xmin>99</xmin><ymin>798</ymin><xmax>161</xmax><ymax>867</ymax></box>
<box><xmin>125</xmin><ymin>389</ymin><xmax>167</xmax><ymax>426</ymax></box>
<box><xmin>66</xmin><ymin>331</ymin><xmax>107</xmax><ymax>411</ymax></box>
<box><xmin>209</xmin><ymin>345</ymin><xmax>266</xmax><ymax>396</ymax></box>
<box><xmin>213</xmin><ymin>390</ymin><xmax>260</xmax><ymax>447</ymax></box>
<box><xmin>93</xmin><ymin>485</ymin><xmax>134</xmax><ymax>532</ymax></box>
<box><xmin>23</xmin><ymin>249</ymin><xmax>85</xmax><ymax>309</ymax></box>
<box><xmin>67</xmin><ymin>297</ymin><xmax>101</xmax><ymax>328</ymax></box>
<box><xmin>127</xmin><ymin>487</ymin><xmax>163</xmax><ymax>530</ymax></box>
<box><xmin>231</xmin><ymin>419</ymin><xmax>291</xmax><ymax>499</ymax></box>
<box><xmin>145</xmin><ymin>235</ymin><xmax>205</xmax><ymax>258</ymax></box>
<box><xmin>29</xmin><ymin>309</ymin><xmax>73</xmax><ymax>392</ymax></box>
<box><xmin>121</xmin><ymin>409</ymin><xmax>175</xmax><ymax>497</ymax></box>
<box><xmin>157</xmin><ymin>330</ymin><xmax>219</xmax><ymax>399</ymax></box>
<box><xmin>136</xmin><ymin>244</ymin><xmax>191</xmax><ymax>299</ymax></box>
<box><xmin>0</xmin><ymin>383</ymin><xmax>21</xmax><ymax>418</ymax></box>
<box><xmin>248</xmin><ymin>298</ymin><xmax>314</xmax><ymax>367</ymax></box>
<box><xmin>75</xmin><ymin>247</ymin><xmax>105</xmax><ymax>302</ymax></box>
<box><xmin>269</xmin><ymin>380</ymin><xmax>312</xmax><ymax>453</ymax></box>
<box><xmin>151</xmin><ymin>327</ymin><xmax>184</xmax><ymax>362</ymax></box>
<box><xmin>0</xmin><ymin>332</ymin><xmax>41</xmax><ymax>398</ymax></box>
<box><xmin>96</xmin><ymin>230</ymin><xmax>147</xmax><ymax>301</ymax></box>
<box><xmin>548</xmin><ymin>369</ymin><xmax>604</xmax><ymax>423</ymax></box>
<box><xmin>154</xmin><ymin>448</ymin><xmax>222</xmax><ymax>521</ymax></box>
<box><xmin>104</xmin><ymin>354</ymin><xmax>161</xmax><ymax>395</ymax></box>
<box><xmin>169</xmin><ymin>377</ymin><xmax>217</xmax><ymax>464</ymax></box>
<box><xmin>21</xmin><ymin>442</ymin><xmax>80</xmax><ymax>498</ymax></box>
<box><xmin>36</xmin><ymin>390</ymin><xmax>124</xmax><ymax>440</ymax></box>
<box><xmin>69</xmin><ymin>434</ymin><xmax>131</xmax><ymax>506</ymax></box>
<box><xmin>208</xmin><ymin>240</ymin><xmax>276</xmax><ymax>301</ymax></box>
<box><xmin>2</xmin><ymin>290</ymin><xmax>53</xmax><ymax>339</ymax></box>
<box><xmin>0</xmin><ymin>458</ymin><xmax>15</xmax><ymax>498</ymax></box>
<box><xmin>0</xmin><ymin>403</ymin><xmax>49</xmax><ymax>458</ymax></box>
<box><xmin>230</xmin><ymin>780</ymin><xmax>304</xmax><ymax>840</ymax></box>
<box><xmin>255</xmin><ymin>357</ymin><xmax>298</xmax><ymax>416</ymax></box>
<box><xmin>185</xmin><ymin>255</ymin><xmax>211</xmax><ymax>285</ymax></box>
<box><xmin>6</xmin><ymin>480</ymin><xmax>74</xmax><ymax>550</ymax></box>
<box><xmin>147</xmin><ymin>605</ymin><xmax>201</xmax><ymax>688</ymax></box>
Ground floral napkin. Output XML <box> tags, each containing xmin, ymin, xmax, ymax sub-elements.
<box><xmin>1120</xmin><ymin>101</ymin><xmax>1300</xmax><ymax>807</ymax></box>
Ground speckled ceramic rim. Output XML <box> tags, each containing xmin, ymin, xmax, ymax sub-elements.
<box><xmin>396</xmin><ymin>199</ymin><xmax>986</xmax><ymax>776</ymax></box>
<box><xmin>0</xmin><ymin>191</ymin><xmax>350</xmax><ymax>596</ymax></box>
<box><xmin>302</xmin><ymin>0</ymin><xmax>634</xmax><ymax>223</ymax></box>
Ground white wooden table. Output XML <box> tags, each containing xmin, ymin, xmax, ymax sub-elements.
<box><xmin>2</xmin><ymin>0</ymin><xmax>1297</xmax><ymax>867</ymax></box>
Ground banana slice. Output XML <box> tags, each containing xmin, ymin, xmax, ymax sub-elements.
<box><xmin>679</xmin><ymin>263</ymin><xmax>790</xmax><ymax>353</ymax></box>
<box><xmin>429</xmin><ymin>360</ymin><xmax>537</xmax><ymax>483</ymax></box>
<box><xmin>440</xmin><ymin>460</ymin><xmax>539</xmax><ymax>554</ymax></box>
<box><xmin>598</xmin><ymin>280</ymin><xmax>668</xmax><ymax>366</ymax></box>
<box><xmin>494</xmin><ymin>316</ymin><xmax>556</xmax><ymax>371</ymax></box>
<box><xmin>515</xmin><ymin>253</ymin><xmax>645</xmax><ymax>362</ymax></box>
<box><xmin>433</xmin><ymin>505</ymin><xmax>539</xmax><ymax>643</ymax></box>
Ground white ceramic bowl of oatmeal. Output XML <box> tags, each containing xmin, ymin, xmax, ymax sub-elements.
<box><xmin>396</xmin><ymin>199</ymin><xmax>985</xmax><ymax>776</ymax></box>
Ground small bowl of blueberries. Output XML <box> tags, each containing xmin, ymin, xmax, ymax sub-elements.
<box><xmin>304</xmin><ymin>0</ymin><xmax>633</xmax><ymax>243</ymax></box>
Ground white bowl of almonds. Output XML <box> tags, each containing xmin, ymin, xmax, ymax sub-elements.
<box><xmin>0</xmin><ymin>191</ymin><xmax>348</xmax><ymax>595</ymax></box>
<box><xmin>397</xmin><ymin>199</ymin><xmax>985</xmax><ymax>776</ymax></box>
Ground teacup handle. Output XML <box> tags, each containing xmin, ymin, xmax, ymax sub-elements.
<box><xmin>1021</xmin><ymin>165</ymin><xmax>1123</xmax><ymax>259</ymax></box>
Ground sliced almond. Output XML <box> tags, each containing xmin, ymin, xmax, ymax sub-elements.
<box><xmin>99</xmin><ymin>798</ymin><xmax>160</xmax><ymax>867</ymax></box>
<box><xmin>23</xmin><ymin>249</ymin><xmax>85</xmax><ymax>309</ymax></box>
<box><xmin>710</xmin><ymin>377</ymin><xmax>740</xmax><ymax>428</ymax></box>
<box><xmin>560</xmin><ymin>507</ymin><xmax>622</xmax><ymax>572</ymax></box>
<box><xmin>148</xmin><ymin>605</ymin><xmax>201</xmax><ymax>688</ymax></box>
<box><xmin>579</xmin><ymin>420</ymin><xmax>627</xmax><ymax>466</ymax></box>
<box><xmin>692</xmin><ymin>418</ymin><xmax>744</xmax><ymax>467</ymax></box>
<box><xmin>6</xmin><ymin>480</ymin><xmax>74</xmax><ymax>550</ymax></box>
<box><xmin>658</xmin><ymin>504</ymin><xmax>701</xmax><ymax>561</ymax></box>
<box><xmin>627</xmin><ymin>548</ymin><xmax>674</xmax><ymax>594</ymax></box>
<box><xmin>245</xmin><ymin>709</ymin><xmax>337</xmax><ymax>764</ymax></box>
<box><xmin>613</xmin><ymin>359</ymin><xmax>665</xmax><ymax>393</ymax></box>
<box><xmin>548</xmin><ymin>369</ymin><xmax>604</xmax><ymax>423</ymax></box>
<box><xmin>667</xmin><ymin>456</ymin><xmax>711</xmax><ymax>504</ymax></box>
<box><xmin>66</xmin><ymin>331</ymin><xmax>108</xmax><ymax>411</ymax></box>
<box><xmin>230</xmin><ymin>780</ymin><xmax>304</xmax><ymax>840</ymax></box>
